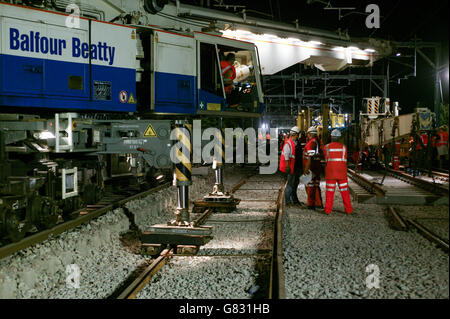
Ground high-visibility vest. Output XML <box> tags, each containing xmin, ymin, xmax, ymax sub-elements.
<box><xmin>437</xmin><ymin>131</ymin><xmax>448</xmax><ymax>147</ymax></box>
<box><xmin>303</xmin><ymin>137</ymin><xmax>321</xmax><ymax>171</ymax></box>
<box><xmin>416</xmin><ymin>134</ymin><xmax>428</xmax><ymax>150</ymax></box>
<box><xmin>324</xmin><ymin>142</ymin><xmax>347</xmax><ymax>180</ymax></box>
<box><xmin>266</xmin><ymin>133</ymin><xmax>270</xmax><ymax>140</ymax></box>
<box><xmin>279</xmin><ymin>138</ymin><xmax>295</xmax><ymax>174</ymax></box>
<box><xmin>220</xmin><ymin>60</ymin><xmax>236</xmax><ymax>93</ymax></box>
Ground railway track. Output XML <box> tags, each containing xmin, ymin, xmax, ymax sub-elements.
<box><xmin>429</xmin><ymin>168</ymin><xmax>449</xmax><ymax>175</ymax></box>
<box><xmin>386</xmin><ymin>169</ymin><xmax>449</xmax><ymax>196</ymax></box>
<box><xmin>428</xmin><ymin>170</ymin><xmax>449</xmax><ymax>181</ymax></box>
<box><xmin>114</xmin><ymin>172</ymin><xmax>286</xmax><ymax>299</ymax></box>
<box><xmin>0</xmin><ymin>182</ymin><xmax>171</xmax><ymax>260</ymax></box>
<box><xmin>347</xmin><ymin>168</ymin><xmax>448</xmax><ymax>205</ymax></box>
<box><xmin>386</xmin><ymin>206</ymin><xmax>449</xmax><ymax>253</ymax></box>
<box><xmin>407</xmin><ymin>168</ymin><xmax>449</xmax><ymax>183</ymax></box>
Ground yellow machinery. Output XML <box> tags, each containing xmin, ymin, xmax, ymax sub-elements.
<box><xmin>296</xmin><ymin>108</ymin><xmax>313</xmax><ymax>132</ymax></box>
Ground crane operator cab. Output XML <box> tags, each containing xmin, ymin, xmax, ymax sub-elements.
<box><xmin>218</xmin><ymin>47</ymin><xmax>257</xmax><ymax>111</ymax></box>
<box><xmin>134</xmin><ymin>27</ymin><xmax>264</xmax><ymax>116</ymax></box>
<box><xmin>195</xmin><ymin>32</ymin><xmax>264</xmax><ymax>115</ymax></box>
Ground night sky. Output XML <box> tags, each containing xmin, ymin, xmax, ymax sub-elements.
<box><xmin>182</xmin><ymin>0</ymin><xmax>449</xmax><ymax>114</ymax></box>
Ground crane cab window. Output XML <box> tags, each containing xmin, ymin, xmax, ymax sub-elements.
<box><xmin>218</xmin><ymin>45</ymin><xmax>258</xmax><ymax>112</ymax></box>
<box><xmin>199</xmin><ymin>42</ymin><xmax>224</xmax><ymax>97</ymax></box>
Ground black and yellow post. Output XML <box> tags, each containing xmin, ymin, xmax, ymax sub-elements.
<box><xmin>173</xmin><ymin>121</ymin><xmax>192</xmax><ymax>225</ymax></box>
<box><xmin>192</xmin><ymin>117</ymin><xmax>239</xmax><ymax>213</ymax></box>
<box><xmin>212</xmin><ymin>118</ymin><xmax>225</xmax><ymax>195</ymax></box>
<box><xmin>141</xmin><ymin>120</ymin><xmax>212</xmax><ymax>253</ymax></box>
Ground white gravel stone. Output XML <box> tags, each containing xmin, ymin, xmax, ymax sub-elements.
<box><xmin>136</xmin><ymin>256</ymin><xmax>266</xmax><ymax>299</ymax></box>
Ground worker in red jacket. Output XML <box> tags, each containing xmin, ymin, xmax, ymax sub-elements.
<box><xmin>323</xmin><ymin>129</ymin><xmax>353</xmax><ymax>215</ymax></box>
<box><xmin>416</xmin><ymin>131</ymin><xmax>429</xmax><ymax>173</ymax></box>
<box><xmin>436</xmin><ymin>126</ymin><xmax>449</xmax><ymax>169</ymax></box>
<box><xmin>220</xmin><ymin>53</ymin><xmax>236</xmax><ymax>94</ymax></box>
<box><xmin>279</xmin><ymin>126</ymin><xmax>300</xmax><ymax>206</ymax></box>
<box><xmin>303</xmin><ymin>126</ymin><xmax>323</xmax><ymax>209</ymax></box>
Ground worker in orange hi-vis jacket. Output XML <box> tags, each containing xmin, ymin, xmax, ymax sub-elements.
<box><xmin>323</xmin><ymin>129</ymin><xmax>353</xmax><ymax>215</ymax></box>
<box><xmin>303</xmin><ymin>126</ymin><xmax>323</xmax><ymax>209</ymax></box>
<box><xmin>279</xmin><ymin>126</ymin><xmax>300</xmax><ymax>206</ymax></box>
<box><xmin>416</xmin><ymin>131</ymin><xmax>429</xmax><ymax>173</ymax></box>
<box><xmin>436</xmin><ymin>126</ymin><xmax>449</xmax><ymax>169</ymax></box>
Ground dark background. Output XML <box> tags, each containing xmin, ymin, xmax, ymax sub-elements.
<box><xmin>180</xmin><ymin>0</ymin><xmax>449</xmax><ymax>115</ymax></box>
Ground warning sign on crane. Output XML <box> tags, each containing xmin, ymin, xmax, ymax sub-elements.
<box><xmin>144</xmin><ymin>124</ymin><xmax>157</xmax><ymax>137</ymax></box>
<box><xmin>128</xmin><ymin>93</ymin><xmax>136</xmax><ymax>104</ymax></box>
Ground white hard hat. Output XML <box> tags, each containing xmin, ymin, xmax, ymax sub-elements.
<box><xmin>307</xmin><ymin>126</ymin><xmax>317</xmax><ymax>134</ymax></box>
<box><xmin>331</xmin><ymin>129</ymin><xmax>341</xmax><ymax>137</ymax></box>
<box><xmin>290</xmin><ymin>126</ymin><xmax>300</xmax><ymax>134</ymax></box>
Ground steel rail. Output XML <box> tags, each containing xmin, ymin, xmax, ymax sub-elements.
<box><xmin>347</xmin><ymin>168</ymin><xmax>386</xmax><ymax>197</ymax></box>
<box><xmin>269</xmin><ymin>179</ymin><xmax>286</xmax><ymax>299</ymax></box>
<box><xmin>229</xmin><ymin>172</ymin><xmax>256</xmax><ymax>194</ymax></box>
<box><xmin>117</xmin><ymin>248</ymin><xmax>173</xmax><ymax>299</ymax></box>
<box><xmin>0</xmin><ymin>182</ymin><xmax>171</xmax><ymax>260</ymax></box>
<box><xmin>407</xmin><ymin>219</ymin><xmax>449</xmax><ymax>253</ymax></box>
<box><xmin>429</xmin><ymin>168</ymin><xmax>449</xmax><ymax>174</ymax></box>
<box><xmin>386</xmin><ymin>206</ymin><xmax>448</xmax><ymax>253</ymax></box>
<box><xmin>115</xmin><ymin>208</ymin><xmax>216</xmax><ymax>299</ymax></box>
<box><xmin>386</xmin><ymin>206</ymin><xmax>408</xmax><ymax>231</ymax></box>
<box><xmin>425</xmin><ymin>170</ymin><xmax>449</xmax><ymax>181</ymax></box>
<box><xmin>387</xmin><ymin>168</ymin><xmax>449</xmax><ymax>197</ymax></box>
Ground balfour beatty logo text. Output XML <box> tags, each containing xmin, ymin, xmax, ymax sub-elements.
<box><xmin>9</xmin><ymin>28</ymin><xmax>116</xmax><ymax>65</ymax></box>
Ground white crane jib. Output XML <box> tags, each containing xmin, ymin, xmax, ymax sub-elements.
<box><xmin>63</xmin><ymin>0</ymin><xmax>393</xmax><ymax>75</ymax></box>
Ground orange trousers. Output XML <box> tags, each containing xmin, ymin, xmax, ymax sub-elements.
<box><xmin>305</xmin><ymin>175</ymin><xmax>322</xmax><ymax>208</ymax></box>
<box><xmin>324</xmin><ymin>179</ymin><xmax>353</xmax><ymax>214</ymax></box>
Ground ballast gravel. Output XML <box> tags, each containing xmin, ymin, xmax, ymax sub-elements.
<box><xmin>197</xmin><ymin>212</ymin><xmax>275</xmax><ymax>256</ymax></box>
<box><xmin>282</xmin><ymin>181</ymin><xmax>449</xmax><ymax>299</ymax></box>
<box><xmin>0</xmin><ymin>208</ymin><xmax>145</xmax><ymax>299</ymax></box>
<box><xmin>136</xmin><ymin>255</ymin><xmax>270</xmax><ymax>299</ymax></box>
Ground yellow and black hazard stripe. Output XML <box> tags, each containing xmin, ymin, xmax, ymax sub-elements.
<box><xmin>214</xmin><ymin>128</ymin><xmax>225</xmax><ymax>167</ymax></box>
<box><xmin>374</xmin><ymin>99</ymin><xmax>379</xmax><ymax>113</ymax></box>
<box><xmin>174</xmin><ymin>123</ymin><xmax>192</xmax><ymax>184</ymax></box>
<box><xmin>368</xmin><ymin>99</ymin><xmax>373</xmax><ymax>114</ymax></box>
